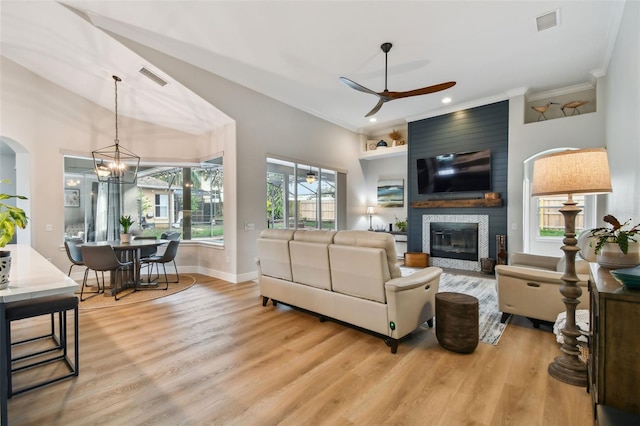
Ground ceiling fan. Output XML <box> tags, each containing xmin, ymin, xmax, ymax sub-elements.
<box><xmin>340</xmin><ymin>42</ymin><xmax>456</xmax><ymax>117</ymax></box>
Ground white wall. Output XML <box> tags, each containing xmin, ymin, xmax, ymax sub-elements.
<box><xmin>119</xmin><ymin>40</ymin><xmax>367</xmax><ymax>278</ymax></box>
<box><xmin>507</xmin><ymin>89</ymin><xmax>606</xmax><ymax>256</ymax></box>
<box><xmin>0</xmin><ymin>56</ymin><xmax>212</xmax><ymax>271</ymax></box>
<box><xmin>604</xmin><ymin>0</ymin><xmax>640</xmax><ymax>221</ymax></box>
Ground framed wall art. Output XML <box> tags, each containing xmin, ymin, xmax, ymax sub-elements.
<box><xmin>377</xmin><ymin>179</ymin><xmax>404</xmax><ymax>208</ymax></box>
<box><xmin>64</xmin><ymin>188</ymin><xmax>80</xmax><ymax>207</ymax></box>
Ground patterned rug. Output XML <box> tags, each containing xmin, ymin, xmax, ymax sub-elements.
<box><xmin>402</xmin><ymin>268</ymin><xmax>507</xmax><ymax>345</ymax></box>
<box><xmin>77</xmin><ymin>274</ymin><xmax>196</xmax><ymax>309</ymax></box>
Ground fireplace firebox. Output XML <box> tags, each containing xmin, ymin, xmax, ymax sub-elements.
<box><xmin>430</xmin><ymin>222</ymin><xmax>479</xmax><ymax>261</ymax></box>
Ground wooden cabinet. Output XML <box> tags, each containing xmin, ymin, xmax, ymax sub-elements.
<box><xmin>588</xmin><ymin>263</ymin><xmax>640</xmax><ymax>418</ymax></box>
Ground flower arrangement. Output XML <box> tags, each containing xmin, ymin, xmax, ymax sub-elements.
<box><xmin>589</xmin><ymin>214</ymin><xmax>640</xmax><ymax>254</ymax></box>
<box><xmin>0</xmin><ymin>180</ymin><xmax>28</xmax><ymax>248</ymax></box>
<box><xmin>388</xmin><ymin>129</ymin><xmax>402</xmax><ymax>142</ymax></box>
<box><xmin>394</xmin><ymin>215</ymin><xmax>407</xmax><ymax>232</ymax></box>
<box><xmin>119</xmin><ymin>215</ymin><xmax>135</xmax><ymax>234</ymax></box>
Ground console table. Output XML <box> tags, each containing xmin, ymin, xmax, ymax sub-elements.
<box><xmin>588</xmin><ymin>263</ymin><xmax>640</xmax><ymax>419</ymax></box>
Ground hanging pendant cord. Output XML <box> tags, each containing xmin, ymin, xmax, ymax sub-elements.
<box><xmin>113</xmin><ymin>75</ymin><xmax>121</xmax><ymax>146</ymax></box>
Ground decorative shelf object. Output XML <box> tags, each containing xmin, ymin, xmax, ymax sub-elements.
<box><xmin>410</xmin><ymin>199</ymin><xmax>503</xmax><ymax>208</ymax></box>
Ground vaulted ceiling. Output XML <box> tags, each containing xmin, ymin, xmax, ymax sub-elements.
<box><xmin>1</xmin><ymin>1</ymin><xmax>626</xmax><ymax>135</ymax></box>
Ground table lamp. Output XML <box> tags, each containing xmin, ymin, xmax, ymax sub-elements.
<box><xmin>531</xmin><ymin>147</ymin><xmax>612</xmax><ymax>386</ymax></box>
<box><xmin>366</xmin><ymin>206</ymin><xmax>375</xmax><ymax>231</ymax></box>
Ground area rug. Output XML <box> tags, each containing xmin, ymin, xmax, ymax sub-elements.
<box><xmin>402</xmin><ymin>268</ymin><xmax>507</xmax><ymax>345</ymax></box>
<box><xmin>77</xmin><ymin>274</ymin><xmax>196</xmax><ymax>310</ymax></box>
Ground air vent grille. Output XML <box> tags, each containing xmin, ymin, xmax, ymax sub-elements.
<box><xmin>139</xmin><ymin>67</ymin><xmax>168</xmax><ymax>87</ymax></box>
<box><xmin>536</xmin><ymin>9</ymin><xmax>559</xmax><ymax>32</ymax></box>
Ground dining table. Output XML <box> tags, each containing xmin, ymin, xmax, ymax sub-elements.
<box><xmin>80</xmin><ymin>239</ymin><xmax>169</xmax><ymax>295</ymax></box>
<box><xmin>1</xmin><ymin>244</ymin><xmax>80</xmax><ymax>426</ymax></box>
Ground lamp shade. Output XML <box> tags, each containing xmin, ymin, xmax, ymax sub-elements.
<box><xmin>531</xmin><ymin>148</ymin><xmax>612</xmax><ymax>197</ymax></box>
<box><xmin>366</xmin><ymin>206</ymin><xmax>375</xmax><ymax>215</ymax></box>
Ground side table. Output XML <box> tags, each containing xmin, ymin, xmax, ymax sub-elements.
<box><xmin>435</xmin><ymin>292</ymin><xmax>479</xmax><ymax>353</ymax></box>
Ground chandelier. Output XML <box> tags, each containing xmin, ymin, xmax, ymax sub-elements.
<box><xmin>92</xmin><ymin>75</ymin><xmax>140</xmax><ymax>184</ymax></box>
<box><xmin>305</xmin><ymin>168</ymin><xmax>317</xmax><ymax>184</ymax></box>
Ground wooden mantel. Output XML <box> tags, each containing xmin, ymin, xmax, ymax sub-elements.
<box><xmin>410</xmin><ymin>198</ymin><xmax>503</xmax><ymax>208</ymax></box>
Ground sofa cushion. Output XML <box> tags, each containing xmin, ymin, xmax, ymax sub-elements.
<box><xmin>333</xmin><ymin>230</ymin><xmax>401</xmax><ymax>279</ymax></box>
<box><xmin>290</xmin><ymin>230</ymin><xmax>336</xmax><ymax>290</ymax></box>
<box><xmin>257</xmin><ymin>229</ymin><xmax>295</xmax><ymax>281</ymax></box>
<box><xmin>329</xmin><ymin>244</ymin><xmax>389</xmax><ymax>303</ymax></box>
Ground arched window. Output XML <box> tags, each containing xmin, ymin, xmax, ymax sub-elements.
<box><xmin>523</xmin><ymin>148</ymin><xmax>597</xmax><ymax>255</ymax></box>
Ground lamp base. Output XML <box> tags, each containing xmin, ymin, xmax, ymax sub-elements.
<box><xmin>548</xmin><ymin>355</ymin><xmax>587</xmax><ymax>387</ymax></box>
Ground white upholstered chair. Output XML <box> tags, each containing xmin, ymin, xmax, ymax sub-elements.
<box><xmin>495</xmin><ymin>229</ymin><xmax>597</xmax><ymax>326</ymax></box>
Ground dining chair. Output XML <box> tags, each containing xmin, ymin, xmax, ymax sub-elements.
<box><xmin>134</xmin><ymin>236</ymin><xmax>159</xmax><ymax>285</ymax></box>
<box><xmin>134</xmin><ymin>236</ymin><xmax>159</xmax><ymax>260</ymax></box>
<box><xmin>63</xmin><ymin>239</ymin><xmax>86</xmax><ymax>276</ymax></box>
<box><xmin>81</xmin><ymin>245</ymin><xmax>134</xmax><ymax>301</ymax></box>
<box><xmin>140</xmin><ymin>240</ymin><xmax>180</xmax><ymax>289</ymax></box>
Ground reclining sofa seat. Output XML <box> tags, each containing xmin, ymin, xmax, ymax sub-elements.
<box><xmin>495</xmin><ymin>229</ymin><xmax>597</xmax><ymax>325</ymax></box>
<box><xmin>256</xmin><ymin>229</ymin><xmax>442</xmax><ymax>353</ymax></box>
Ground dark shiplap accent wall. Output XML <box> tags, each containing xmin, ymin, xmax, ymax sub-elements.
<box><xmin>407</xmin><ymin>101</ymin><xmax>509</xmax><ymax>260</ymax></box>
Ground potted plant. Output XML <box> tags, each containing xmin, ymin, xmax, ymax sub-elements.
<box><xmin>589</xmin><ymin>214</ymin><xmax>640</xmax><ymax>269</ymax></box>
<box><xmin>394</xmin><ymin>215</ymin><xmax>407</xmax><ymax>233</ymax></box>
<box><xmin>119</xmin><ymin>214</ymin><xmax>135</xmax><ymax>243</ymax></box>
<box><xmin>1</xmin><ymin>179</ymin><xmax>29</xmax><ymax>289</ymax></box>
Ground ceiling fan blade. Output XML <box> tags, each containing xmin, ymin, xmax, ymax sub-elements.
<box><xmin>339</xmin><ymin>77</ymin><xmax>379</xmax><ymax>96</ymax></box>
<box><xmin>388</xmin><ymin>81</ymin><xmax>456</xmax><ymax>100</ymax></box>
<box><xmin>365</xmin><ymin>99</ymin><xmax>385</xmax><ymax>117</ymax></box>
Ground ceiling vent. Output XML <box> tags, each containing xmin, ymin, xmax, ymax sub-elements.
<box><xmin>536</xmin><ymin>9</ymin><xmax>559</xmax><ymax>32</ymax></box>
<box><xmin>139</xmin><ymin>67</ymin><xmax>168</xmax><ymax>87</ymax></box>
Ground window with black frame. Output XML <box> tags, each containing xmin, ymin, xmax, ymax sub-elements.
<box><xmin>63</xmin><ymin>156</ymin><xmax>224</xmax><ymax>245</ymax></box>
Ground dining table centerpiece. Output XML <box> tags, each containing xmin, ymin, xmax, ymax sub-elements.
<box><xmin>0</xmin><ymin>180</ymin><xmax>29</xmax><ymax>289</ymax></box>
<box><xmin>589</xmin><ymin>214</ymin><xmax>640</xmax><ymax>269</ymax></box>
<box><xmin>119</xmin><ymin>214</ymin><xmax>135</xmax><ymax>243</ymax></box>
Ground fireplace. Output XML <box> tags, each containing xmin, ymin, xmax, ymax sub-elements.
<box><xmin>430</xmin><ymin>222</ymin><xmax>479</xmax><ymax>261</ymax></box>
<box><xmin>422</xmin><ymin>214</ymin><xmax>489</xmax><ymax>272</ymax></box>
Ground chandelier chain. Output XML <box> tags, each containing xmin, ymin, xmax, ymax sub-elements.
<box><xmin>113</xmin><ymin>75</ymin><xmax>120</xmax><ymax>145</ymax></box>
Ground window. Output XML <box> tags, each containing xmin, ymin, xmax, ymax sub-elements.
<box><xmin>155</xmin><ymin>194</ymin><xmax>169</xmax><ymax>218</ymax></box>
<box><xmin>63</xmin><ymin>155</ymin><xmax>224</xmax><ymax>245</ymax></box>
<box><xmin>267</xmin><ymin>158</ymin><xmax>338</xmax><ymax>230</ymax></box>
<box><xmin>536</xmin><ymin>195</ymin><xmax>586</xmax><ymax>238</ymax></box>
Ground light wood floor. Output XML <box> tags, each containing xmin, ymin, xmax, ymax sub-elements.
<box><xmin>7</xmin><ymin>274</ymin><xmax>594</xmax><ymax>425</ymax></box>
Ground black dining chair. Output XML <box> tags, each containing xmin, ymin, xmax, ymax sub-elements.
<box><xmin>140</xmin><ymin>240</ymin><xmax>180</xmax><ymax>289</ymax></box>
<box><xmin>81</xmin><ymin>245</ymin><xmax>134</xmax><ymax>301</ymax></box>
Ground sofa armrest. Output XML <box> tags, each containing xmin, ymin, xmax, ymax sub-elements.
<box><xmin>385</xmin><ymin>267</ymin><xmax>442</xmax><ymax>292</ymax></box>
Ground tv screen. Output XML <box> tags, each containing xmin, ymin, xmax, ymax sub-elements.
<box><xmin>417</xmin><ymin>149</ymin><xmax>491</xmax><ymax>194</ymax></box>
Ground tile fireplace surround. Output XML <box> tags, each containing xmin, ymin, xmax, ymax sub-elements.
<box><xmin>422</xmin><ymin>214</ymin><xmax>489</xmax><ymax>272</ymax></box>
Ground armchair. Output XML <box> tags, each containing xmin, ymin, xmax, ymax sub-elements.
<box><xmin>495</xmin><ymin>229</ymin><xmax>596</xmax><ymax>326</ymax></box>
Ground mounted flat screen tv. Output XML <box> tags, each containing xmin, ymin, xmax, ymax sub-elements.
<box><xmin>417</xmin><ymin>149</ymin><xmax>491</xmax><ymax>194</ymax></box>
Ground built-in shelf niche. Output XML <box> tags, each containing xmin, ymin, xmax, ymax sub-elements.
<box><xmin>525</xmin><ymin>83</ymin><xmax>596</xmax><ymax>124</ymax></box>
<box><xmin>359</xmin><ymin>125</ymin><xmax>408</xmax><ymax>160</ymax></box>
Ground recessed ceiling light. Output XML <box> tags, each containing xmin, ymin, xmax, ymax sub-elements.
<box><xmin>442</xmin><ymin>97</ymin><xmax>452</xmax><ymax>104</ymax></box>
<box><xmin>369</xmin><ymin>117</ymin><xmax>377</xmax><ymax>122</ymax></box>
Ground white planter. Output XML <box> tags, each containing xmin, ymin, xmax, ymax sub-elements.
<box><xmin>597</xmin><ymin>242</ymin><xmax>640</xmax><ymax>269</ymax></box>
<box><xmin>120</xmin><ymin>233</ymin><xmax>131</xmax><ymax>244</ymax></box>
<box><xmin>0</xmin><ymin>251</ymin><xmax>11</xmax><ymax>290</ymax></box>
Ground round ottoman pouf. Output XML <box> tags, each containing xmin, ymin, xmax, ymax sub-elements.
<box><xmin>435</xmin><ymin>292</ymin><xmax>479</xmax><ymax>354</ymax></box>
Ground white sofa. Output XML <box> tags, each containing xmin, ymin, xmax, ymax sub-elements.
<box><xmin>257</xmin><ymin>229</ymin><xmax>442</xmax><ymax>353</ymax></box>
<box><xmin>495</xmin><ymin>230</ymin><xmax>597</xmax><ymax>325</ymax></box>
